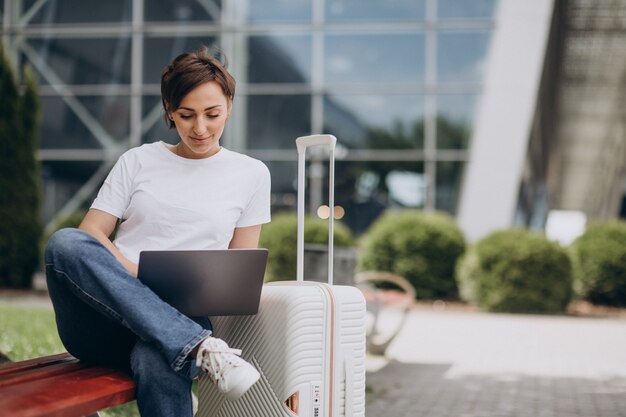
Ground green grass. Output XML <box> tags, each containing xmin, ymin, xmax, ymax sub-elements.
<box><xmin>0</xmin><ymin>304</ymin><xmax>64</xmax><ymax>360</ymax></box>
<box><xmin>0</xmin><ymin>303</ymin><xmax>139</xmax><ymax>417</ymax></box>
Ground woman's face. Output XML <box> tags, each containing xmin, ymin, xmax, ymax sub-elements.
<box><xmin>169</xmin><ymin>80</ymin><xmax>231</xmax><ymax>159</ymax></box>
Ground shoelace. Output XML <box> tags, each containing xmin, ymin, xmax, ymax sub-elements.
<box><xmin>195</xmin><ymin>339</ymin><xmax>243</xmax><ymax>381</ymax></box>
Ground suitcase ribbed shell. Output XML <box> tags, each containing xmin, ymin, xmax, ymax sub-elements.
<box><xmin>198</xmin><ymin>282</ymin><xmax>366</xmax><ymax>417</ymax></box>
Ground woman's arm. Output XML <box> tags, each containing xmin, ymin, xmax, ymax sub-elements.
<box><xmin>228</xmin><ymin>225</ymin><xmax>263</xmax><ymax>249</ymax></box>
<box><xmin>79</xmin><ymin>209</ymin><xmax>138</xmax><ymax>277</ymax></box>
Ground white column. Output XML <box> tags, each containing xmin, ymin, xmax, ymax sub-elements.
<box><xmin>457</xmin><ymin>0</ymin><xmax>555</xmax><ymax>242</ymax></box>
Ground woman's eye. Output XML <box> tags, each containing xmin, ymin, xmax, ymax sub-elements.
<box><xmin>179</xmin><ymin>114</ymin><xmax>193</xmax><ymax>120</ymax></box>
<box><xmin>207</xmin><ymin>114</ymin><xmax>220</xmax><ymax>119</ymax></box>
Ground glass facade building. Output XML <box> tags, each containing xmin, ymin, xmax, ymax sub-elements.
<box><xmin>1</xmin><ymin>0</ymin><xmax>497</xmax><ymax>235</ymax></box>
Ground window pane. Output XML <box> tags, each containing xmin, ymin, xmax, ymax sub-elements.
<box><xmin>436</xmin><ymin>161</ymin><xmax>464</xmax><ymax>214</ymax></box>
<box><xmin>438</xmin><ymin>0</ymin><xmax>498</xmax><ymax>19</ymax></box>
<box><xmin>326</xmin><ymin>0</ymin><xmax>425</xmax><ymax>21</ymax></box>
<box><xmin>27</xmin><ymin>38</ymin><xmax>131</xmax><ymax>85</ymax></box>
<box><xmin>143</xmin><ymin>36</ymin><xmax>220</xmax><ymax>84</ymax></box>
<box><xmin>237</xmin><ymin>0</ymin><xmax>311</xmax><ymax>22</ymax></box>
<box><xmin>247</xmin><ymin>34</ymin><xmax>312</xmax><ymax>84</ymax></box>
<box><xmin>145</xmin><ymin>0</ymin><xmax>221</xmax><ymax>22</ymax></box>
<box><xmin>40</xmin><ymin>97</ymin><xmax>105</xmax><ymax>149</ymax></box>
<box><xmin>42</xmin><ymin>161</ymin><xmax>103</xmax><ymax>221</ymax></box>
<box><xmin>325</xmin><ymin>33</ymin><xmax>425</xmax><ymax>85</ymax></box>
<box><xmin>142</xmin><ymin>96</ymin><xmax>178</xmax><ymax>145</ymax></box>
<box><xmin>264</xmin><ymin>161</ymin><xmax>298</xmax><ymax>210</ymax></box>
<box><xmin>23</xmin><ymin>0</ymin><xmax>131</xmax><ymax>24</ymax></box>
<box><xmin>437</xmin><ymin>94</ymin><xmax>477</xmax><ymax>149</ymax></box>
<box><xmin>324</xmin><ymin>94</ymin><xmax>424</xmax><ymax>149</ymax></box>
<box><xmin>246</xmin><ymin>95</ymin><xmax>311</xmax><ymax>149</ymax></box>
<box><xmin>438</xmin><ymin>31</ymin><xmax>491</xmax><ymax>83</ymax></box>
<box><xmin>336</xmin><ymin>161</ymin><xmax>425</xmax><ymax>234</ymax></box>
<box><xmin>78</xmin><ymin>96</ymin><xmax>131</xmax><ymax>140</ymax></box>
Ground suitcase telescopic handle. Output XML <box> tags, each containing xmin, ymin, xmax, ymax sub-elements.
<box><xmin>296</xmin><ymin>134</ymin><xmax>337</xmax><ymax>284</ymax></box>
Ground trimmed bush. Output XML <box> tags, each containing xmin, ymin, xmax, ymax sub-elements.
<box><xmin>259</xmin><ymin>212</ymin><xmax>354</xmax><ymax>282</ymax></box>
<box><xmin>359</xmin><ymin>210</ymin><xmax>465</xmax><ymax>299</ymax></box>
<box><xmin>570</xmin><ymin>220</ymin><xmax>626</xmax><ymax>307</ymax></box>
<box><xmin>457</xmin><ymin>229</ymin><xmax>572</xmax><ymax>313</ymax></box>
<box><xmin>0</xmin><ymin>47</ymin><xmax>42</xmax><ymax>288</ymax></box>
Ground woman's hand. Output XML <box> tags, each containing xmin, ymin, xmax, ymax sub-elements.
<box><xmin>79</xmin><ymin>209</ymin><xmax>139</xmax><ymax>277</ymax></box>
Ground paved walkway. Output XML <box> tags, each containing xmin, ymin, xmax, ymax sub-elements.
<box><xmin>365</xmin><ymin>307</ymin><xmax>626</xmax><ymax>417</ymax></box>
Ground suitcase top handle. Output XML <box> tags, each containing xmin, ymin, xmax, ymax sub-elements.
<box><xmin>296</xmin><ymin>134</ymin><xmax>337</xmax><ymax>151</ymax></box>
<box><xmin>296</xmin><ymin>134</ymin><xmax>336</xmax><ymax>284</ymax></box>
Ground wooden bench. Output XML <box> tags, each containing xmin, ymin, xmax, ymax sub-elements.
<box><xmin>0</xmin><ymin>352</ymin><xmax>136</xmax><ymax>417</ymax></box>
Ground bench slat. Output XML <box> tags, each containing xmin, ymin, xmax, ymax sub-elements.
<box><xmin>0</xmin><ymin>361</ymin><xmax>88</xmax><ymax>388</ymax></box>
<box><xmin>0</xmin><ymin>353</ymin><xmax>75</xmax><ymax>377</ymax></box>
<box><xmin>0</xmin><ymin>356</ymin><xmax>135</xmax><ymax>417</ymax></box>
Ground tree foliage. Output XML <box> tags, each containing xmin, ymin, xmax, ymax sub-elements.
<box><xmin>0</xmin><ymin>46</ymin><xmax>43</xmax><ymax>288</ymax></box>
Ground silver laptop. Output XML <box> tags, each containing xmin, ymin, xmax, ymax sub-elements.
<box><xmin>137</xmin><ymin>249</ymin><xmax>268</xmax><ymax>317</ymax></box>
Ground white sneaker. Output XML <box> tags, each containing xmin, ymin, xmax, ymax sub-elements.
<box><xmin>195</xmin><ymin>337</ymin><xmax>260</xmax><ymax>400</ymax></box>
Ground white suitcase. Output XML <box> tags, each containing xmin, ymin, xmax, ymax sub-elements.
<box><xmin>197</xmin><ymin>135</ymin><xmax>367</xmax><ymax>417</ymax></box>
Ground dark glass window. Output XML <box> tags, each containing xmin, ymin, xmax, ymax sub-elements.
<box><xmin>324</xmin><ymin>94</ymin><xmax>425</xmax><ymax>149</ymax></box>
<box><xmin>41</xmin><ymin>160</ymin><xmax>104</xmax><ymax>220</ymax></box>
<box><xmin>142</xmin><ymin>95</ymin><xmax>178</xmax><ymax>145</ymax></box>
<box><xmin>78</xmin><ymin>95</ymin><xmax>131</xmax><ymax>140</ymax></box>
<box><xmin>247</xmin><ymin>34</ymin><xmax>312</xmax><ymax>84</ymax></box>
<box><xmin>145</xmin><ymin>0</ymin><xmax>221</xmax><ymax>22</ymax></box>
<box><xmin>325</xmin><ymin>33</ymin><xmax>425</xmax><ymax>85</ymax></box>
<box><xmin>263</xmin><ymin>161</ymin><xmax>299</xmax><ymax>209</ymax></box>
<box><xmin>23</xmin><ymin>0</ymin><xmax>131</xmax><ymax>24</ymax></box>
<box><xmin>335</xmin><ymin>161</ymin><xmax>425</xmax><ymax>234</ymax></box>
<box><xmin>246</xmin><ymin>95</ymin><xmax>311</xmax><ymax>149</ymax></box>
<box><xmin>436</xmin><ymin>94</ymin><xmax>478</xmax><ymax>149</ymax></box>
<box><xmin>40</xmin><ymin>97</ymin><xmax>106</xmax><ymax>149</ymax></box>
<box><xmin>241</xmin><ymin>0</ymin><xmax>311</xmax><ymax>22</ymax></box>
<box><xmin>326</xmin><ymin>0</ymin><xmax>425</xmax><ymax>21</ymax></box>
<box><xmin>438</xmin><ymin>0</ymin><xmax>498</xmax><ymax>19</ymax></box>
<box><xmin>26</xmin><ymin>38</ymin><xmax>131</xmax><ymax>85</ymax></box>
<box><xmin>438</xmin><ymin>31</ymin><xmax>491</xmax><ymax>84</ymax></box>
<box><xmin>143</xmin><ymin>36</ymin><xmax>220</xmax><ymax>84</ymax></box>
<box><xmin>436</xmin><ymin>161</ymin><xmax>464</xmax><ymax>214</ymax></box>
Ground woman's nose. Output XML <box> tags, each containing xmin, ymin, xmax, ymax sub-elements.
<box><xmin>193</xmin><ymin>123</ymin><xmax>206</xmax><ymax>135</ymax></box>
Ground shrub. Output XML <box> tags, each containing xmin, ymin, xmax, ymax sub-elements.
<box><xmin>359</xmin><ymin>210</ymin><xmax>465</xmax><ymax>299</ymax></box>
<box><xmin>259</xmin><ymin>212</ymin><xmax>354</xmax><ymax>282</ymax></box>
<box><xmin>570</xmin><ymin>220</ymin><xmax>626</xmax><ymax>307</ymax></box>
<box><xmin>457</xmin><ymin>229</ymin><xmax>572</xmax><ymax>313</ymax></box>
<box><xmin>0</xmin><ymin>46</ymin><xmax>42</xmax><ymax>288</ymax></box>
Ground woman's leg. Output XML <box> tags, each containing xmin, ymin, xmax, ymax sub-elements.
<box><xmin>46</xmin><ymin>263</ymin><xmax>136</xmax><ymax>368</ymax></box>
<box><xmin>131</xmin><ymin>341</ymin><xmax>194</xmax><ymax>417</ymax></box>
<box><xmin>44</xmin><ymin>228</ymin><xmax>210</xmax><ymax>371</ymax></box>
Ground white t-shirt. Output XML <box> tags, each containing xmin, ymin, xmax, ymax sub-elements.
<box><xmin>91</xmin><ymin>141</ymin><xmax>271</xmax><ymax>264</ymax></box>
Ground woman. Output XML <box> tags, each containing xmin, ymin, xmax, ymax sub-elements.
<box><xmin>44</xmin><ymin>47</ymin><xmax>270</xmax><ymax>417</ymax></box>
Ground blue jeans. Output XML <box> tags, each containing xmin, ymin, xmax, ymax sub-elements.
<box><xmin>44</xmin><ymin>228</ymin><xmax>212</xmax><ymax>417</ymax></box>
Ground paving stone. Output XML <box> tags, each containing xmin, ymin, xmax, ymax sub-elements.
<box><xmin>365</xmin><ymin>309</ymin><xmax>626</xmax><ymax>417</ymax></box>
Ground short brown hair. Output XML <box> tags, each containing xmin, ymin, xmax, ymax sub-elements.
<box><xmin>161</xmin><ymin>46</ymin><xmax>236</xmax><ymax>129</ymax></box>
